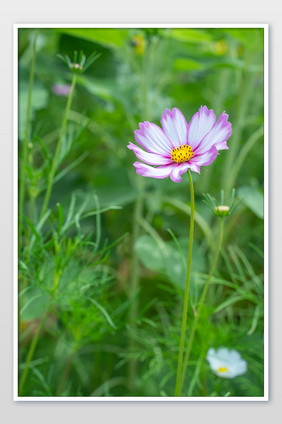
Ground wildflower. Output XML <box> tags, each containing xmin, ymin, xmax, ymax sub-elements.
<box><xmin>206</xmin><ymin>347</ymin><xmax>247</xmax><ymax>379</ymax></box>
<box><xmin>131</xmin><ymin>34</ymin><xmax>146</xmax><ymax>55</ymax></box>
<box><xmin>52</xmin><ymin>84</ymin><xmax>72</xmax><ymax>97</ymax></box>
<box><xmin>128</xmin><ymin>106</ymin><xmax>232</xmax><ymax>183</ymax></box>
<box><xmin>215</xmin><ymin>40</ymin><xmax>228</xmax><ymax>56</ymax></box>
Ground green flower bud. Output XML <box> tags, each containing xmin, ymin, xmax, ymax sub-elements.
<box><xmin>214</xmin><ymin>205</ymin><xmax>230</xmax><ymax>216</ymax></box>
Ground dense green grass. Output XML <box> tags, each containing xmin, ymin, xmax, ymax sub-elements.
<box><xmin>18</xmin><ymin>27</ymin><xmax>264</xmax><ymax>397</ymax></box>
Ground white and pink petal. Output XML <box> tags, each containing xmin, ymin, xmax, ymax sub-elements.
<box><xmin>187</xmin><ymin>106</ymin><xmax>217</xmax><ymax>150</ymax></box>
<box><xmin>190</xmin><ymin>145</ymin><xmax>218</xmax><ymax>168</ymax></box>
<box><xmin>133</xmin><ymin>162</ymin><xmax>177</xmax><ymax>179</ymax></box>
<box><xmin>195</xmin><ymin>112</ymin><xmax>232</xmax><ymax>154</ymax></box>
<box><xmin>161</xmin><ymin>108</ymin><xmax>189</xmax><ymax>148</ymax></box>
<box><xmin>134</xmin><ymin>122</ymin><xmax>173</xmax><ymax>156</ymax></box>
<box><xmin>170</xmin><ymin>162</ymin><xmax>191</xmax><ymax>183</ymax></box>
<box><xmin>188</xmin><ymin>163</ymin><xmax>201</xmax><ymax>174</ymax></box>
<box><xmin>128</xmin><ymin>142</ymin><xmax>172</xmax><ymax>166</ymax></box>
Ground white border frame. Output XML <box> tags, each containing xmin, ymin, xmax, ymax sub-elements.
<box><xmin>13</xmin><ymin>23</ymin><xmax>269</xmax><ymax>402</ymax></box>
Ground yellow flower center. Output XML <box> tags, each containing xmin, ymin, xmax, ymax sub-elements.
<box><xmin>218</xmin><ymin>367</ymin><xmax>228</xmax><ymax>373</ymax></box>
<box><xmin>171</xmin><ymin>145</ymin><xmax>194</xmax><ymax>164</ymax></box>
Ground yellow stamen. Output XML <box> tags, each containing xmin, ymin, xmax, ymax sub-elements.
<box><xmin>171</xmin><ymin>145</ymin><xmax>194</xmax><ymax>164</ymax></box>
<box><xmin>218</xmin><ymin>367</ymin><xmax>228</xmax><ymax>373</ymax></box>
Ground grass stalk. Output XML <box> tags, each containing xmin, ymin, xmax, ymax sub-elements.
<box><xmin>40</xmin><ymin>73</ymin><xmax>77</xmax><ymax>219</ymax></box>
<box><xmin>127</xmin><ymin>180</ymin><xmax>144</xmax><ymax>391</ymax></box>
<box><xmin>223</xmin><ymin>52</ymin><xmax>255</xmax><ymax>195</ymax></box>
<box><xmin>56</xmin><ymin>352</ymin><xmax>75</xmax><ymax>396</ymax></box>
<box><xmin>180</xmin><ymin>217</ymin><xmax>225</xmax><ymax>394</ymax></box>
<box><xmin>18</xmin><ymin>31</ymin><xmax>38</xmax><ymax>250</ymax></box>
<box><xmin>18</xmin><ymin>308</ymin><xmax>49</xmax><ymax>395</ymax></box>
<box><xmin>225</xmin><ymin>125</ymin><xmax>264</xmax><ymax>193</ymax></box>
<box><xmin>19</xmin><ymin>262</ymin><xmax>63</xmax><ymax>395</ymax></box>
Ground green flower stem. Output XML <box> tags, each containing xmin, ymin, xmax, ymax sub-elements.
<box><xmin>18</xmin><ymin>31</ymin><xmax>38</xmax><ymax>250</ymax></box>
<box><xmin>40</xmin><ymin>73</ymin><xmax>77</xmax><ymax>219</ymax></box>
<box><xmin>18</xmin><ymin>307</ymin><xmax>49</xmax><ymax>395</ymax></box>
<box><xmin>175</xmin><ymin>169</ymin><xmax>195</xmax><ymax>397</ymax></box>
<box><xmin>180</xmin><ymin>217</ymin><xmax>225</xmax><ymax>394</ymax></box>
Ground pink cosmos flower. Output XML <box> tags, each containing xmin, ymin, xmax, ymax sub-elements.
<box><xmin>128</xmin><ymin>106</ymin><xmax>232</xmax><ymax>183</ymax></box>
<box><xmin>52</xmin><ymin>83</ymin><xmax>72</xmax><ymax>97</ymax></box>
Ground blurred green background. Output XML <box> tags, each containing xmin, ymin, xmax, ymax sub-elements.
<box><xmin>18</xmin><ymin>27</ymin><xmax>264</xmax><ymax>397</ymax></box>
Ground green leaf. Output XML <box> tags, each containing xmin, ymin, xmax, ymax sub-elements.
<box><xmin>223</xmin><ymin>28</ymin><xmax>264</xmax><ymax>51</ymax></box>
<box><xmin>213</xmin><ymin>294</ymin><xmax>245</xmax><ymax>314</ymax></box>
<box><xmin>89</xmin><ymin>298</ymin><xmax>117</xmax><ymax>330</ymax></box>
<box><xmin>237</xmin><ymin>185</ymin><xmax>264</xmax><ymax>219</ymax></box>
<box><xmin>174</xmin><ymin>58</ymin><xmax>204</xmax><ymax>71</ymax></box>
<box><xmin>168</xmin><ymin>28</ymin><xmax>213</xmax><ymax>44</ymax></box>
<box><xmin>57</xmin><ymin>28</ymin><xmax>130</xmax><ymax>49</ymax></box>
<box><xmin>19</xmin><ymin>82</ymin><xmax>49</xmax><ymax>140</ymax></box>
<box><xmin>134</xmin><ymin>234</ymin><xmax>206</xmax><ymax>290</ymax></box>
<box><xmin>134</xmin><ymin>235</ymin><xmax>165</xmax><ymax>274</ymax></box>
<box><xmin>78</xmin><ymin>75</ymin><xmax>117</xmax><ymax>101</ymax></box>
<box><xmin>20</xmin><ymin>287</ymin><xmax>49</xmax><ymax>320</ymax></box>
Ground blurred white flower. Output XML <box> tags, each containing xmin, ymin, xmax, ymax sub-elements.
<box><xmin>206</xmin><ymin>347</ymin><xmax>247</xmax><ymax>379</ymax></box>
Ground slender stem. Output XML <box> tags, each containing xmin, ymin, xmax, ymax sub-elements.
<box><xmin>126</xmin><ymin>41</ymin><xmax>157</xmax><ymax>391</ymax></box>
<box><xmin>180</xmin><ymin>217</ymin><xmax>225</xmax><ymax>394</ymax></box>
<box><xmin>19</xmin><ymin>261</ymin><xmax>63</xmax><ymax>395</ymax></box>
<box><xmin>175</xmin><ymin>170</ymin><xmax>195</xmax><ymax>397</ymax></box>
<box><xmin>223</xmin><ymin>51</ymin><xmax>255</xmax><ymax>195</ymax></box>
<box><xmin>56</xmin><ymin>352</ymin><xmax>75</xmax><ymax>396</ymax></box>
<box><xmin>18</xmin><ymin>308</ymin><xmax>49</xmax><ymax>395</ymax></box>
<box><xmin>225</xmin><ymin>126</ymin><xmax>263</xmax><ymax>194</ymax></box>
<box><xmin>40</xmin><ymin>73</ymin><xmax>77</xmax><ymax>219</ymax></box>
<box><xmin>127</xmin><ymin>179</ymin><xmax>144</xmax><ymax>391</ymax></box>
<box><xmin>18</xmin><ymin>31</ymin><xmax>38</xmax><ymax>250</ymax></box>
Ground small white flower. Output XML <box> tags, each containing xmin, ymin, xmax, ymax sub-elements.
<box><xmin>206</xmin><ymin>347</ymin><xmax>247</xmax><ymax>379</ymax></box>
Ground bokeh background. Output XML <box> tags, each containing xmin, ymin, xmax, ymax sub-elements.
<box><xmin>18</xmin><ymin>27</ymin><xmax>264</xmax><ymax>397</ymax></box>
